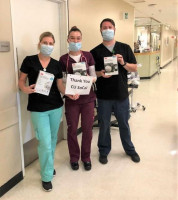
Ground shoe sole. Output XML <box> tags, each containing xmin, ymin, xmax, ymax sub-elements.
<box><xmin>84</xmin><ymin>168</ymin><xmax>91</xmax><ymax>171</ymax></box>
<box><xmin>127</xmin><ymin>154</ymin><xmax>140</xmax><ymax>163</ymax></box>
<box><xmin>99</xmin><ymin>159</ymin><xmax>108</xmax><ymax>164</ymax></box>
<box><xmin>71</xmin><ymin>167</ymin><xmax>79</xmax><ymax>170</ymax></box>
<box><xmin>99</xmin><ymin>161</ymin><xmax>108</xmax><ymax>164</ymax></box>
<box><xmin>71</xmin><ymin>164</ymin><xmax>79</xmax><ymax>170</ymax></box>
<box><xmin>84</xmin><ymin>167</ymin><xmax>92</xmax><ymax>171</ymax></box>
<box><xmin>131</xmin><ymin>158</ymin><xmax>140</xmax><ymax>163</ymax></box>
<box><xmin>42</xmin><ymin>188</ymin><xmax>53</xmax><ymax>192</ymax></box>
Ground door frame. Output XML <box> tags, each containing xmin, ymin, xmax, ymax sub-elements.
<box><xmin>10</xmin><ymin>0</ymin><xmax>69</xmax><ymax>174</ymax></box>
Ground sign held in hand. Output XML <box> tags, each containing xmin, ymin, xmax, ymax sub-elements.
<box><xmin>65</xmin><ymin>74</ymin><xmax>93</xmax><ymax>95</ymax></box>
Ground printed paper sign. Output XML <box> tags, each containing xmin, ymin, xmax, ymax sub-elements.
<box><xmin>72</xmin><ymin>62</ymin><xmax>87</xmax><ymax>76</ymax></box>
<box><xmin>65</xmin><ymin>74</ymin><xmax>92</xmax><ymax>95</ymax></box>
<box><xmin>104</xmin><ymin>56</ymin><xmax>118</xmax><ymax>75</ymax></box>
<box><xmin>34</xmin><ymin>70</ymin><xmax>54</xmax><ymax>96</ymax></box>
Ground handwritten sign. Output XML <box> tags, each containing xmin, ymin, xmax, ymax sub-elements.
<box><xmin>65</xmin><ymin>74</ymin><xmax>93</xmax><ymax>95</ymax></box>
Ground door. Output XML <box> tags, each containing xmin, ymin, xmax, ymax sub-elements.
<box><xmin>10</xmin><ymin>0</ymin><xmax>68</xmax><ymax>165</ymax></box>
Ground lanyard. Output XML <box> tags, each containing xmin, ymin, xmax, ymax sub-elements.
<box><xmin>66</xmin><ymin>51</ymin><xmax>88</xmax><ymax>74</ymax></box>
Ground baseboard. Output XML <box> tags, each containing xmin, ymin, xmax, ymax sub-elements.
<box><xmin>160</xmin><ymin>61</ymin><xmax>172</xmax><ymax>69</ymax></box>
<box><xmin>0</xmin><ymin>171</ymin><xmax>23</xmax><ymax>197</ymax></box>
<box><xmin>140</xmin><ymin>71</ymin><xmax>158</xmax><ymax>79</ymax></box>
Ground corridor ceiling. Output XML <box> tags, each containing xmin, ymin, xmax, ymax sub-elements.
<box><xmin>123</xmin><ymin>0</ymin><xmax>178</xmax><ymax>31</ymax></box>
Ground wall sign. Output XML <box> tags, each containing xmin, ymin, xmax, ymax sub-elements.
<box><xmin>0</xmin><ymin>41</ymin><xmax>10</xmax><ymax>52</ymax></box>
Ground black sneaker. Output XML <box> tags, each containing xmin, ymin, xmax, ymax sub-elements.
<box><xmin>83</xmin><ymin>162</ymin><xmax>92</xmax><ymax>171</ymax></box>
<box><xmin>42</xmin><ymin>181</ymin><xmax>52</xmax><ymax>192</ymax></box>
<box><xmin>129</xmin><ymin>152</ymin><xmax>140</xmax><ymax>163</ymax></box>
<box><xmin>70</xmin><ymin>162</ymin><xmax>79</xmax><ymax>170</ymax></box>
<box><xmin>53</xmin><ymin>169</ymin><xmax>56</xmax><ymax>177</ymax></box>
<box><xmin>99</xmin><ymin>155</ymin><xmax>108</xmax><ymax>164</ymax></box>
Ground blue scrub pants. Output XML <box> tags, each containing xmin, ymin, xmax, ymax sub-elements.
<box><xmin>97</xmin><ymin>98</ymin><xmax>136</xmax><ymax>156</ymax></box>
<box><xmin>31</xmin><ymin>107</ymin><xmax>63</xmax><ymax>182</ymax></box>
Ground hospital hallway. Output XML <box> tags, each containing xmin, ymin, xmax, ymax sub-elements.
<box><xmin>2</xmin><ymin>58</ymin><xmax>178</xmax><ymax>200</ymax></box>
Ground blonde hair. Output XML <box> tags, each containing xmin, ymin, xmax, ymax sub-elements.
<box><xmin>39</xmin><ymin>32</ymin><xmax>55</xmax><ymax>43</ymax></box>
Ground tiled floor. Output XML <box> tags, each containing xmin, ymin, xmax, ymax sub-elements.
<box><xmin>2</xmin><ymin>58</ymin><xmax>178</xmax><ymax>200</ymax></box>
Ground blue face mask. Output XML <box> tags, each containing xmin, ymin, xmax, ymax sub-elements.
<box><xmin>68</xmin><ymin>42</ymin><xmax>82</xmax><ymax>52</ymax></box>
<box><xmin>102</xmin><ymin>29</ymin><xmax>114</xmax><ymax>41</ymax></box>
<box><xmin>40</xmin><ymin>44</ymin><xmax>54</xmax><ymax>56</ymax></box>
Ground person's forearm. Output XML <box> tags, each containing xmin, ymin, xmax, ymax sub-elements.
<box><xmin>96</xmin><ymin>71</ymin><xmax>102</xmax><ymax>77</ymax></box>
<box><xmin>123</xmin><ymin>63</ymin><xmax>137</xmax><ymax>72</ymax></box>
<box><xmin>89</xmin><ymin>65</ymin><xmax>97</xmax><ymax>82</ymax></box>
<box><xmin>57</xmin><ymin>83</ymin><xmax>65</xmax><ymax>95</ymax></box>
<box><xmin>57</xmin><ymin>79</ymin><xmax>66</xmax><ymax>95</ymax></box>
<box><xmin>116</xmin><ymin>54</ymin><xmax>137</xmax><ymax>72</ymax></box>
<box><xmin>18</xmin><ymin>80</ymin><xmax>26</xmax><ymax>92</ymax></box>
<box><xmin>18</xmin><ymin>80</ymin><xmax>35</xmax><ymax>94</ymax></box>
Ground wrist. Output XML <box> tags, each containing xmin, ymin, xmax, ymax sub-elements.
<box><xmin>22</xmin><ymin>86</ymin><xmax>28</xmax><ymax>93</ymax></box>
<box><xmin>120</xmin><ymin>62</ymin><xmax>127</xmax><ymax>67</ymax></box>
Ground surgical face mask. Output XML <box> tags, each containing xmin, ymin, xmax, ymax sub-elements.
<box><xmin>102</xmin><ymin>29</ymin><xmax>114</xmax><ymax>41</ymax></box>
<box><xmin>68</xmin><ymin>42</ymin><xmax>82</xmax><ymax>52</ymax></box>
<box><xmin>40</xmin><ymin>44</ymin><xmax>54</xmax><ymax>56</ymax></box>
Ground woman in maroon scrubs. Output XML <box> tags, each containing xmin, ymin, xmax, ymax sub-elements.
<box><xmin>59</xmin><ymin>26</ymin><xmax>96</xmax><ymax>171</ymax></box>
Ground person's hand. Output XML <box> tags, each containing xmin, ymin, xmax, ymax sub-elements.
<box><xmin>92</xmin><ymin>77</ymin><xmax>97</xmax><ymax>83</ymax></box>
<box><xmin>72</xmin><ymin>94</ymin><xmax>80</xmax><ymax>100</ymax></box>
<box><xmin>86</xmin><ymin>74</ymin><xmax>96</xmax><ymax>83</ymax></box>
<box><xmin>116</xmin><ymin>54</ymin><xmax>125</xmax><ymax>65</ymax></box>
<box><xmin>100</xmin><ymin>70</ymin><xmax>112</xmax><ymax>78</ymax></box>
<box><xmin>23</xmin><ymin>84</ymin><xmax>35</xmax><ymax>94</ymax></box>
<box><xmin>66</xmin><ymin>94</ymin><xmax>80</xmax><ymax>100</ymax></box>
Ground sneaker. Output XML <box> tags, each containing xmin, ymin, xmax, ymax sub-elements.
<box><xmin>42</xmin><ymin>181</ymin><xmax>53</xmax><ymax>192</ymax></box>
<box><xmin>99</xmin><ymin>155</ymin><xmax>108</xmax><ymax>164</ymax></box>
<box><xmin>129</xmin><ymin>152</ymin><xmax>140</xmax><ymax>163</ymax></box>
<box><xmin>53</xmin><ymin>169</ymin><xmax>56</xmax><ymax>177</ymax></box>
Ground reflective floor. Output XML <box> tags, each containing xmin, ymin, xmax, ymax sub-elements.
<box><xmin>2</xmin><ymin>58</ymin><xmax>178</xmax><ymax>200</ymax></box>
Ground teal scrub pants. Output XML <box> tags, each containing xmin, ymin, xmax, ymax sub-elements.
<box><xmin>31</xmin><ymin>107</ymin><xmax>63</xmax><ymax>182</ymax></box>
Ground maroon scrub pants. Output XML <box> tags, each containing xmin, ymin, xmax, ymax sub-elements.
<box><xmin>65</xmin><ymin>100</ymin><xmax>95</xmax><ymax>163</ymax></box>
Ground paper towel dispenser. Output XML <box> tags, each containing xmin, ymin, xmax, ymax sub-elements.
<box><xmin>0</xmin><ymin>41</ymin><xmax>10</xmax><ymax>52</ymax></box>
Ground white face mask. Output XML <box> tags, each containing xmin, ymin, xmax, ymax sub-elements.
<box><xmin>40</xmin><ymin>44</ymin><xmax>54</xmax><ymax>56</ymax></box>
<box><xmin>102</xmin><ymin>29</ymin><xmax>114</xmax><ymax>41</ymax></box>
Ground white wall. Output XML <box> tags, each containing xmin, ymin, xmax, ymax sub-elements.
<box><xmin>0</xmin><ymin>0</ymin><xmax>22</xmax><ymax>188</ymax></box>
<box><xmin>160</xmin><ymin>25</ymin><xmax>178</xmax><ymax>67</ymax></box>
<box><xmin>68</xmin><ymin>0</ymin><xmax>135</xmax><ymax>51</ymax></box>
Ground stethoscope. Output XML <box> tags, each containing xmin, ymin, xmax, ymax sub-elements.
<box><xmin>66</xmin><ymin>51</ymin><xmax>88</xmax><ymax>74</ymax></box>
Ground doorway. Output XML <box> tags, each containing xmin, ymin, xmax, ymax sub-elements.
<box><xmin>10</xmin><ymin>0</ymin><xmax>68</xmax><ymax>166</ymax></box>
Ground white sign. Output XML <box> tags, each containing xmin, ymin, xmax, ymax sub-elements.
<box><xmin>65</xmin><ymin>74</ymin><xmax>93</xmax><ymax>95</ymax></box>
<box><xmin>34</xmin><ymin>70</ymin><xmax>54</xmax><ymax>96</ymax></box>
